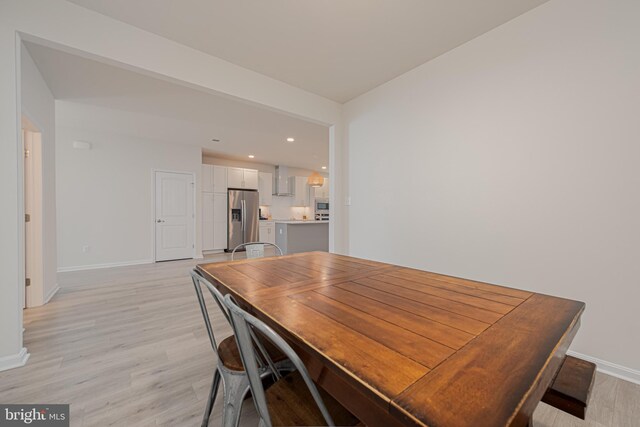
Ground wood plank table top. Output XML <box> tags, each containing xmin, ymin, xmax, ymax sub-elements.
<box><xmin>196</xmin><ymin>252</ymin><xmax>585</xmax><ymax>427</ymax></box>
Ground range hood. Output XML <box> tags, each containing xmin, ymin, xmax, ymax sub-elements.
<box><xmin>273</xmin><ymin>165</ymin><xmax>293</xmax><ymax>196</ymax></box>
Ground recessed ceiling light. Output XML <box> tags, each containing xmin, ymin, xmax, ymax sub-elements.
<box><xmin>248</xmin><ymin>155</ymin><xmax>255</xmax><ymax>158</ymax></box>
<box><xmin>286</xmin><ymin>137</ymin><xmax>295</xmax><ymax>142</ymax></box>
<box><xmin>321</xmin><ymin>166</ymin><xmax>327</xmax><ymax>170</ymax></box>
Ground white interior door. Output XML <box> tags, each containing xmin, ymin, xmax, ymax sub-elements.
<box><xmin>155</xmin><ymin>171</ymin><xmax>194</xmax><ymax>261</ymax></box>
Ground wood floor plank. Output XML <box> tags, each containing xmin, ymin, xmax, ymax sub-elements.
<box><xmin>586</xmin><ymin>372</ymin><xmax>619</xmax><ymax>426</ymax></box>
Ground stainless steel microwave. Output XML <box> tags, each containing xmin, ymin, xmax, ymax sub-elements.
<box><xmin>315</xmin><ymin>199</ymin><xmax>329</xmax><ymax>212</ymax></box>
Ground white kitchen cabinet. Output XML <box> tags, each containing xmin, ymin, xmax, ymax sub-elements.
<box><xmin>202</xmin><ymin>164</ymin><xmax>227</xmax><ymax>193</ymax></box>
<box><xmin>227</xmin><ymin>167</ymin><xmax>244</xmax><ymax>189</ymax></box>
<box><xmin>213</xmin><ymin>193</ymin><xmax>228</xmax><ymax>250</ymax></box>
<box><xmin>227</xmin><ymin>167</ymin><xmax>258</xmax><ymax>190</ymax></box>
<box><xmin>202</xmin><ymin>192</ymin><xmax>214</xmax><ymax>250</ymax></box>
<box><xmin>292</xmin><ymin>176</ymin><xmax>310</xmax><ymax>207</ymax></box>
<box><xmin>202</xmin><ymin>187</ymin><xmax>226</xmax><ymax>251</ymax></box>
<box><xmin>202</xmin><ymin>164</ymin><xmax>214</xmax><ymax>193</ymax></box>
<box><xmin>202</xmin><ymin>164</ymin><xmax>229</xmax><ymax>251</ymax></box>
<box><xmin>259</xmin><ymin>221</ymin><xmax>275</xmax><ymax>244</ymax></box>
<box><xmin>258</xmin><ymin>172</ymin><xmax>273</xmax><ymax>205</ymax></box>
<box><xmin>313</xmin><ymin>178</ymin><xmax>329</xmax><ymax>199</ymax></box>
<box><xmin>244</xmin><ymin>169</ymin><xmax>258</xmax><ymax>190</ymax></box>
<box><xmin>213</xmin><ymin>165</ymin><xmax>227</xmax><ymax>193</ymax></box>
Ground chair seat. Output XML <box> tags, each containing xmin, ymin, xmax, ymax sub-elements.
<box><xmin>265</xmin><ymin>371</ymin><xmax>359</xmax><ymax>427</ymax></box>
<box><xmin>218</xmin><ymin>335</ymin><xmax>287</xmax><ymax>372</ymax></box>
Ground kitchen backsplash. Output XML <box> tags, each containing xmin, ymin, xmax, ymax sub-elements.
<box><xmin>260</xmin><ymin>195</ymin><xmax>312</xmax><ymax>220</ymax></box>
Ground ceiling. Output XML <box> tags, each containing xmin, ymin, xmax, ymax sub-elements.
<box><xmin>65</xmin><ymin>0</ymin><xmax>549</xmax><ymax>103</ymax></box>
<box><xmin>25</xmin><ymin>42</ymin><xmax>329</xmax><ymax>171</ymax></box>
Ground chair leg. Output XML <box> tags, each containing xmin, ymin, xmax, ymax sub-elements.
<box><xmin>202</xmin><ymin>369</ymin><xmax>221</xmax><ymax>427</ymax></box>
<box><xmin>221</xmin><ymin>372</ymin><xmax>251</xmax><ymax>427</ymax></box>
<box><xmin>219</xmin><ymin>366</ymin><xmax>284</xmax><ymax>427</ymax></box>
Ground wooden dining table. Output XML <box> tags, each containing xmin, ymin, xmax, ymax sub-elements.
<box><xmin>196</xmin><ymin>251</ymin><xmax>585</xmax><ymax>427</ymax></box>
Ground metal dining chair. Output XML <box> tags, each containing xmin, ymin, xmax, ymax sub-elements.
<box><xmin>231</xmin><ymin>242</ymin><xmax>283</xmax><ymax>261</ymax></box>
<box><xmin>223</xmin><ymin>294</ymin><xmax>359</xmax><ymax>427</ymax></box>
<box><xmin>190</xmin><ymin>270</ymin><xmax>290</xmax><ymax>427</ymax></box>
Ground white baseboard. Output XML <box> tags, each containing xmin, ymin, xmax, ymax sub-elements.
<box><xmin>57</xmin><ymin>259</ymin><xmax>153</xmax><ymax>273</ymax></box>
<box><xmin>568</xmin><ymin>350</ymin><xmax>640</xmax><ymax>385</ymax></box>
<box><xmin>203</xmin><ymin>250</ymin><xmax>225</xmax><ymax>255</ymax></box>
<box><xmin>0</xmin><ymin>348</ymin><xmax>30</xmax><ymax>372</ymax></box>
<box><xmin>44</xmin><ymin>284</ymin><xmax>60</xmax><ymax>303</ymax></box>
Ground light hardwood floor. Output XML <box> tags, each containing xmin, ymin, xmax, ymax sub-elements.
<box><xmin>0</xmin><ymin>255</ymin><xmax>638</xmax><ymax>426</ymax></box>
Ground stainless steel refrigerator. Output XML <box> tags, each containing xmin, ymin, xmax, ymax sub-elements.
<box><xmin>227</xmin><ymin>189</ymin><xmax>259</xmax><ymax>251</ymax></box>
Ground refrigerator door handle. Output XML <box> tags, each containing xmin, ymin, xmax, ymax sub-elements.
<box><xmin>241</xmin><ymin>199</ymin><xmax>246</xmax><ymax>233</ymax></box>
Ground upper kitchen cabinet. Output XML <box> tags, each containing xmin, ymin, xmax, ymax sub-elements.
<box><xmin>258</xmin><ymin>172</ymin><xmax>273</xmax><ymax>206</ymax></box>
<box><xmin>213</xmin><ymin>165</ymin><xmax>228</xmax><ymax>193</ymax></box>
<box><xmin>227</xmin><ymin>167</ymin><xmax>244</xmax><ymax>189</ymax></box>
<box><xmin>227</xmin><ymin>167</ymin><xmax>258</xmax><ymax>190</ymax></box>
<box><xmin>202</xmin><ymin>164</ymin><xmax>214</xmax><ymax>193</ymax></box>
<box><xmin>292</xmin><ymin>176</ymin><xmax>310</xmax><ymax>207</ymax></box>
<box><xmin>244</xmin><ymin>169</ymin><xmax>258</xmax><ymax>190</ymax></box>
<box><xmin>314</xmin><ymin>178</ymin><xmax>329</xmax><ymax>199</ymax></box>
<box><xmin>202</xmin><ymin>164</ymin><xmax>228</xmax><ymax>193</ymax></box>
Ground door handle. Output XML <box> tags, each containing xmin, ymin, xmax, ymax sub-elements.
<box><xmin>156</xmin><ymin>219</ymin><xmax>165</xmax><ymax>223</ymax></box>
<box><xmin>241</xmin><ymin>200</ymin><xmax>245</xmax><ymax>232</ymax></box>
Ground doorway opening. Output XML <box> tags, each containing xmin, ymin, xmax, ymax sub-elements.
<box><xmin>22</xmin><ymin>116</ymin><xmax>45</xmax><ymax>308</ymax></box>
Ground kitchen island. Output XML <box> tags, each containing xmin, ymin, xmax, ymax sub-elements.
<box><xmin>274</xmin><ymin>220</ymin><xmax>329</xmax><ymax>254</ymax></box>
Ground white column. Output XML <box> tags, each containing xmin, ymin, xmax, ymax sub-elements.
<box><xmin>329</xmin><ymin>120</ymin><xmax>349</xmax><ymax>255</ymax></box>
<box><xmin>0</xmin><ymin>27</ymin><xmax>28</xmax><ymax>370</ymax></box>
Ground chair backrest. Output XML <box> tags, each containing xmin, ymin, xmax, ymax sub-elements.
<box><xmin>224</xmin><ymin>294</ymin><xmax>335</xmax><ymax>427</ymax></box>
<box><xmin>190</xmin><ymin>269</ymin><xmax>280</xmax><ymax>375</ymax></box>
<box><xmin>190</xmin><ymin>270</ymin><xmax>230</xmax><ymax>355</ymax></box>
<box><xmin>231</xmin><ymin>242</ymin><xmax>283</xmax><ymax>261</ymax></box>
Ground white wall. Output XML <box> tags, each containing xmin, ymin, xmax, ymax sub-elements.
<box><xmin>56</xmin><ymin>101</ymin><xmax>202</xmax><ymax>270</ymax></box>
<box><xmin>0</xmin><ymin>0</ymin><xmax>343</xmax><ymax>368</ymax></box>
<box><xmin>0</xmin><ymin>28</ymin><xmax>25</xmax><ymax>368</ymax></box>
<box><xmin>21</xmin><ymin>45</ymin><xmax>58</xmax><ymax>303</ymax></box>
<box><xmin>344</xmin><ymin>0</ymin><xmax>640</xmax><ymax>375</ymax></box>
